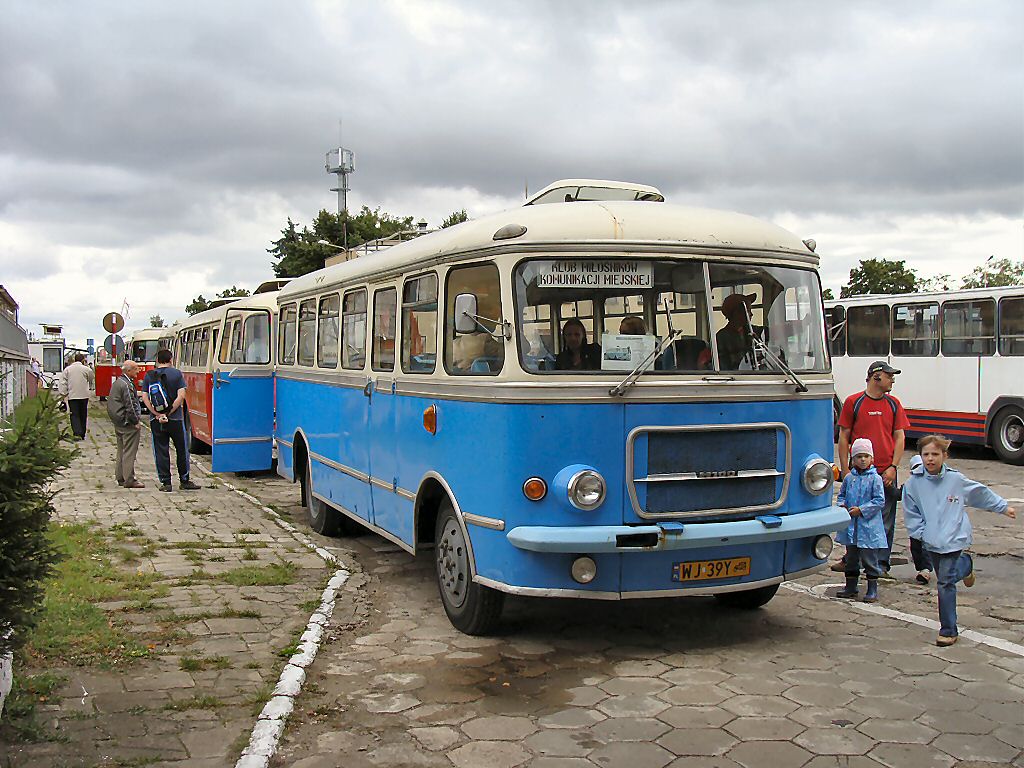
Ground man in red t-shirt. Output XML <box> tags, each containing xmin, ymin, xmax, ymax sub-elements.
<box><xmin>835</xmin><ymin>361</ymin><xmax>911</xmax><ymax>576</ymax></box>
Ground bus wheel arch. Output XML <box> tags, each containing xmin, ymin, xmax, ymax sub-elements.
<box><xmin>434</xmin><ymin>500</ymin><xmax>504</xmax><ymax>635</ymax></box>
<box><xmin>713</xmin><ymin>583</ymin><xmax>779</xmax><ymax>609</ymax></box>
<box><xmin>415</xmin><ymin>476</ymin><xmax>449</xmax><ymax>550</ymax></box>
<box><xmin>988</xmin><ymin>399</ymin><xmax>1024</xmax><ymax>465</ymax></box>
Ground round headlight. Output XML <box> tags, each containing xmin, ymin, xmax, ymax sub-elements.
<box><xmin>567</xmin><ymin>470</ymin><xmax>606</xmax><ymax>510</ymax></box>
<box><xmin>802</xmin><ymin>458</ymin><xmax>833</xmax><ymax>495</ymax></box>
<box><xmin>813</xmin><ymin>534</ymin><xmax>834</xmax><ymax>560</ymax></box>
<box><xmin>571</xmin><ymin>556</ymin><xmax>598</xmax><ymax>584</ymax></box>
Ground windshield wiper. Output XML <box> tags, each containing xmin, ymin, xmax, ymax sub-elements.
<box><xmin>750</xmin><ymin>335</ymin><xmax>808</xmax><ymax>393</ymax></box>
<box><xmin>608</xmin><ymin>329</ymin><xmax>684</xmax><ymax>397</ymax></box>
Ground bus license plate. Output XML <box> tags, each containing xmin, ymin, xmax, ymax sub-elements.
<box><xmin>672</xmin><ymin>556</ymin><xmax>751</xmax><ymax>582</ymax></box>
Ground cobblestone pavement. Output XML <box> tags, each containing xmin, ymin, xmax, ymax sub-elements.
<box><xmin>2</xmin><ymin>402</ymin><xmax>338</xmax><ymax>768</ymax></box>
<box><xmin>4</xmin><ymin>405</ymin><xmax>1022</xmax><ymax>768</ymax></box>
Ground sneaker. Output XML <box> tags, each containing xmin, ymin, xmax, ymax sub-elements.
<box><xmin>936</xmin><ymin>635</ymin><xmax>958</xmax><ymax>647</ymax></box>
<box><xmin>916</xmin><ymin>570</ymin><xmax>931</xmax><ymax>585</ymax></box>
<box><xmin>158</xmin><ymin>484</ymin><xmax>172</xmax><ymax>492</ymax></box>
<box><xmin>180</xmin><ymin>480</ymin><xmax>201</xmax><ymax>491</ymax></box>
<box><xmin>963</xmin><ymin>571</ymin><xmax>976</xmax><ymax>588</ymax></box>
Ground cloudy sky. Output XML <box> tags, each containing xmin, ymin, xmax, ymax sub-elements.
<box><xmin>2</xmin><ymin>0</ymin><xmax>1021</xmax><ymax>347</ymax></box>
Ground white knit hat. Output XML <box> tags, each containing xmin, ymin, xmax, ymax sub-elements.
<box><xmin>851</xmin><ymin>437</ymin><xmax>874</xmax><ymax>458</ymax></box>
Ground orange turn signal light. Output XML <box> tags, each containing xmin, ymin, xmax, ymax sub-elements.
<box><xmin>832</xmin><ymin>464</ymin><xmax>841</xmax><ymax>481</ymax></box>
<box><xmin>523</xmin><ymin>477</ymin><xmax>547</xmax><ymax>501</ymax></box>
<box><xmin>423</xmin><ymin>404</ymin><xmax>437</xmax><ymax>435</ymax></box>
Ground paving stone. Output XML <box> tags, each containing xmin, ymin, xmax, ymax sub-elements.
<box><xmin>539</xmin><ymin>708</ymin><xmax>608</xmax><ymax>729</ymax></box>
<box><xmin>723</xmin><ymin>716</ymin><xmax>804</xmax><ymax>741</ymax></box>
<box><xmin>793</xmin><ymin>726</ymin><xmax>877</xmax><ymax>755</ymax></box>
<box><xmin>530</xmin><ymin>759</ymin><xmax>598</xmax><ymax>768</ymax></box>
<box><xmin>588</xmin><ymin>742</ymin><xmax>674</xmax><ymax>768</ymax></box>
<box><xmin>784</xmin><ymin>684</ymin><xmax>853</xmax><ymax>707</ymax></box>
<box><xmin>657</xmin><ymin>727</ymin><xmax>738</xmax><ymax>756</ymax></box>
<box><xmin>409</xmin><ymin>726</ymin><xmax>461</xmax><ymax>751</ymax></box>
<box><xmin>447</xmin><ymin>741</ymin><xmax>530</xmax><ymax>768</ymax></box>
<box><xmin>727</xmin><ymin>740</ymin><xmax>813</xmax><ymax>768</ymax></box>
<box><xmin>858</xmin><ymin>718</ymin><xmax>938</xmax><ymax>744</ymax></box>
<box><xmin>931</xmin><ymin>732</ymin><xmax>1021</xmax><ymax>763</ymax></box>
<box><xmin>657</xmin><ymin>706</ymin><xmax>735</xmax><ymax>729</ymax></box>
<box><xmin>523</xmin><ymin>729</ymin><xmax>595</xmax><ymax>758</ymax></box>
<box><xmin>847</xmin><ymin>697</ymin><xmax>926</xmax><ymax>720</ymax></box>
<box><xmin>599</xmin><ymin>677</ymin><xmax>670</xmax><ymax>696</ymax></box>
<box><xmin>590</xmin><ymin>717</ymin><xmax>670</xmax><ymax>743</ymax></box>
<box><xmin>868</xmin><ymin>742</ymin><xmax>957</xmax><ymax>768</ymax></box>
<box><xmin>720</xmin><ymin>694</ymin><xmax>799</xmax><ymax>718</ymax></box>
<box><xmin>656</xmin><ymin>684</ymin><xmax>730</xmax><ymax>706</ymax></box>
<box><xmin>596</xmin><ymin>694</ymin><xmax>670</xmax><ymax>718</ymax></box>
<box><xmin>461</xmin><ymin>715</ymin><xmax>536</xmax><ymax>741</ymax></box>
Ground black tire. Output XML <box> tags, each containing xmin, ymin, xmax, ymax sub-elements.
<box><xmin>714</xmin><ymin>584</ymin><xmax>779</xmax><ymax>609</ymax></box>
<box><xmin>435</xmin><ymin>502</ymin><xmax>504</xmax><ymax>635</ymax></box>
<box><xmin>189</xmin><ymin>437</ymin><xmax>211</xmax><ymax>455</ymax></box>
<box><xmin>303</xmin><ymin>464</ymin><xmax>341</xmax><ymax>536</ymax></box>
<box><xmin>991</xmin><ymin>406</ymin><xmax>1024</xmax><ymax>466</ymax></box>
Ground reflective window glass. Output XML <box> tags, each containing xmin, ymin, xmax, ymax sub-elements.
<box><xmin>892</xmin><ymin>303</ymin><xmax>938</xmax><ymax>356</ymax></box>
<box><xmin>847</xmin><ymin>305</ymin><xmax>890</xmax><ymax>357</ymax></box>
<box><xmin>942</xmin><ymin>299</ymin><xmax>995</xmax><ymax>356</ymax></box>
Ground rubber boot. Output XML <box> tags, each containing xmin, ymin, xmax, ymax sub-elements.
<box><xmin>837</xmin><ymin>576</ymin><xmax>859</xmax><ymax>599</ymax></box>
<box><xmin>863</xmin><ymin>579</ymin><xmax>879</xmax><ymax>603</ymax></box>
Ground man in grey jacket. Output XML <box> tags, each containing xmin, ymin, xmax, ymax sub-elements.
<box><xmin>106</xmin><ymin>360</ymin><xmax>145</xmax><ymax>488</ymax></box>
<box><xmin>60</xmin><ymin>353</ymin><xmax>95</xmax><ymax>440</ymax></box>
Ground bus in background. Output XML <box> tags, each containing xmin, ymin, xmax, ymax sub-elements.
<box><xmin>826</xmin><ymin>286</ymin><xmax>1024</xmax><ymax>465</ymax></box>
<box><xmin>27</xmin><ymin>323</ymin><xmax>66</xmax><ymax>388</ymax></box>
<box><xmin>174</xmin><ymin>291</ymin><xmax>277</xmax><ymax>471</ymax></box>
<box><xmin>273</xmin><ymin>179</ymin><xmax>846</xmax><ymax>634</ymax></box>
<box><xmin>100</xmin><ymin>325</ymin><xmax>177</xmax><ymax>393</ymax></box>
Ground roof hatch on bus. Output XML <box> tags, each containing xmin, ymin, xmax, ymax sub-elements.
<box><xmin>524</xmin><ymin>179</ymin><xmax>665</xmax><ymax>206</ymax></box>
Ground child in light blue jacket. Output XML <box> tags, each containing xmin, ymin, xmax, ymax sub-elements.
<box><xmin>902</xmin><ymin>434</ymin><xmax>1017</xmax><ymax>647</ymax></box>
<box><xmin>835</xmin><ymin>438</ymin><xmax>887</xmax><ymax>603</ymax></box>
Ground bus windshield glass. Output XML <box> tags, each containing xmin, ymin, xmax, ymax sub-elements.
<box><xmin>514</xmin><ymin>258</ymin><xmax>826</xmax><ymax>374</ymax></box>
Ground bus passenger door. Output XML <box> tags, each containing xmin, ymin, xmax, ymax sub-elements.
<box><xmin>211</xmin><ymin>310</ymin><xmax>274</xmax><ymax>473</ymax></box>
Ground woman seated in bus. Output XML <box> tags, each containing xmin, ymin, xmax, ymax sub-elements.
<box><xmin>618</xmin><ymin>315</ymin><xmax>647</xmax><ymax>335</ymax></box>
<box><xmin>555</xmin><ymin>318</ymin><xmax>601</xmax><ymax>371</ymax></box>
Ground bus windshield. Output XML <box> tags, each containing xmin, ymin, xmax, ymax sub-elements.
<box><xmin>514</xmin><ymin>258</ymin><xmax>826</xmax><ymax>374</ymax></box>
<box><xmin>131</xmin><ymin>339</ymin><xmax>167</xmax><ymax>363</ymax></box>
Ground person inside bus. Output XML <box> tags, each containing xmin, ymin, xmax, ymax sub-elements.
<box><xmin>245</xmin><ymin>327</ymin><xmax>270</xmax><ymax>364</ymax></box>
<box><xmin>716</xmin><ymin>292</ymin><xmax>762</xmax><ymax>369</ymax></box>
<box><xmin>555</xmin><ymin>318</ymin><xmax>601</xmax><ymax>371</ymax></box>
<box><xmin>451</xmin><ymin>328</ymin><xmax>502</xmax><ymax>372</ymax></box>
<box><xmin>618</xmin><ymin>315</ymin><xmax>647</xmax><ymax>335</ymax></box>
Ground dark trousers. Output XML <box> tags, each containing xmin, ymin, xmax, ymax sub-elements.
<box><xmin>68</xmin><ymin>398</ymin><xmax>88</xmax><ymax>438</ymax></box>
<box><xmin>150</xmin><ymin>419</ymin><xmax>190</xmax><ymax>486</ymax></box>
<box><xmin>910</xmin><ymin>537</ymin><xmax>933</xmax><ymax>572</ymax></box>
<box><xmin>880</xmin><ymin>480</ymin><xmax>898</xmax><ymax>569</ymax></box>
<box><xmin>845</xmin><ymin>545</ymin><xmax>882</xmax><ymax>580</ymax></box>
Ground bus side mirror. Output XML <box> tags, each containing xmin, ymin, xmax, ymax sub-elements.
<box><xmin>454</xmin><ymin>293</ymin><xmax>478</xmax><ymax>334</ymax></box>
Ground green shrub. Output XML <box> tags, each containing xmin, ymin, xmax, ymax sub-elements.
<box><xmin>0</xmin><ymin>390</ymin><xmax>75</xmax><ymax>655</ymax></box>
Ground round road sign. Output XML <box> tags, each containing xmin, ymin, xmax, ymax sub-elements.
<box><xmin>103</xmin><ymin>334</ymin><xmax>125</xmax><ymax>357</ymax></box>
<box><xmin>102</xmin><ymin>312</ymin><xmax>125</xmax><ymax>334</ymax></box>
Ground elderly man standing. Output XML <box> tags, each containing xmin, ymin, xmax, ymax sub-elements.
<box><xmin>60</xmin><ymin>353</ymin><xmax>95</xmax><ymax>440</ymax></box>
<box><xmin>106</xmin><ymin>360</ymin><xmax>145</xmax><ymax>488</ymax></box>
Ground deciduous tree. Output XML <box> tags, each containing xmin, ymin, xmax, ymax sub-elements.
<box><xmin>839</xmin><ymin>259</ymin><xmax>917</xmax><ymax>298</ymax></box>
<box><xmin>961</xmin><ymin>258</ymin><xmax>1024</xmax><ymax>289</ymax></box>
<box><xmin>441</xmin><ymin>209</ymin><xmax>469</xmax><ymax>228</ymax></box>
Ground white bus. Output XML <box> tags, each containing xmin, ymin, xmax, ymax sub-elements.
<box><xmin>825</xmin><ymin>286</ymin><xmax>1024</xmax><ymax>464</ymax></box>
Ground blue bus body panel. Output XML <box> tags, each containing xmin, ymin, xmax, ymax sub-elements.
<box><xmin>210</xmin><ymin>370</ymin><xmax>274</xmax><ymax>473</ymax></box>
<box><xmin>369</xmin><ymin>383</ymin><xmax>415</xmax><ymax>543</ymax></box>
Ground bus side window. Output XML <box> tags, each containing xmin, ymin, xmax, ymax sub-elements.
<box><xmin>446</xmin><ymin>263</ymin><xmax>504</xmax><ymax>375</ymax></box>
<box><xmin>402</xmin><ymin>273</ymin><xmax>438</xmax><ymax>374</ymax></box>
<box><xmin>243</xmin><ymin>313</ymin><xmax>270</xmax><ymax>364</ymax></box>
<box><xmin>279</xmin><ymin>304</ymin><xmax>297</xmax><ymax>365</ymax></box>
<box><xmin>999</xmin><ymin>297</ymin><xmax>1024</xmax><ymax>356</ymax></box>
<box><xmin>199</xmin><ymin>326</ymin><xmax>211</xmax><ymax>367</ymax></box>
<box><xmin>317</xmin><ymin>294</ymin><xmax>340</xmax><ymax>368</ymax></box>
<box><xmin>847</xmin><ymin>304</ymin><xmax>889</xmax><ymax>357</ymax></box>
<box><xmin>372</xmin><ymin>288</ymin><xmax>397</xmax><ymax>372</ymax></box>
<box><xmin>942</xmin><ymin>299</ymin><xmax>995</xmax><ymax>356</ymax></box>
<box><xmin>297</xmin><ymin>299</ymin><xmax>316</xmax><ymax>366</ymax></box>
<box><xmin>892</xmin><ymin>302</ymin><xmax>938</xmax><ymax>356</ymax></box>
<box><xmin>826</xmin><ymin>306</ymin><xmax>846</xmax><ymax>357</ymax></box>
<box><xmin>341</xmin><ymin>290</ymin><xmax>366</xmax><ymax>370</ymax></box>
<box><xmin>219</xmin><ymin>320</ymin><xmax>234</xmax><ymax>363</ymax></box>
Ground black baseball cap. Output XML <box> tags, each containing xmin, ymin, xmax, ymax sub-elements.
<box><xmin>867</xmin><ymin>361</ymin><xmax>901</xmax><ymax>376</ymax></box>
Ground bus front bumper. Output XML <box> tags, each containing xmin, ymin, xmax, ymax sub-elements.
<box><xmin>507</xmin><ymin>505</ymin><xmax>849</xmax><ymax>554</ymax></box>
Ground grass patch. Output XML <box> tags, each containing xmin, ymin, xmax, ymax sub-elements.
<box><xmin>179</xmin><ymin>655</ymin><xmax>231</xmax><ymax>672</ymax></box>
<box><xmin>219</xmin><ymin>562</ymin><xmax>297</xmax><ymax>587</ymax></box>
<box><xmin>242</xmin><ymin>546</ymin><xmax>259</xmax><ymax>561</ymax></box>
<box><xmin>163</xmin><ymin>694</ymin><xmax>225</xmax><ymax>712</ymax></box>
<box><xmin>17</xmin><ymin>523</ymin><xmax>164</xmax><ymax>668</ymax></box>
<box><xmin>235</xmin><ymin>527</ymin><xmax>260</xmax><ymax>535</ymax></box>
<box><xmin>0</xmin><ymin>671</ymin><xmax>67</xmax><ymax>742</ymax></box>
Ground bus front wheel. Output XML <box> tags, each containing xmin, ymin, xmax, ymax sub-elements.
<box><xmin>992</xmin><ymin>406</ymin><xmax>1024</xmax><ymax>466</ymax></box>
<box><xmin>435</xmin><ymin>503</ymin><xmax>504</xmax><ymax>635</ymax></box>
<box><xmin>713</xmin><ymin>584</ymin><xmax>779</xmax><ymax>609</ymax></box>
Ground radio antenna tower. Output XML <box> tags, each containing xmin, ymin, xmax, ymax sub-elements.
<box><xmin>326</xmin><ymin>122</ymin><xmax>354</xmax><ymax>251</ymax></box>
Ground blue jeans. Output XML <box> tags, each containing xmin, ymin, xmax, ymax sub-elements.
<box><xmin>844</xmin><ymin>545</ymin><xmax>882</xmax><ymax>579</ymax></box>
<box><xmin>930</xmin><ymin>550</ymin><xmax>973</xmax><ymax>637</ymax></box>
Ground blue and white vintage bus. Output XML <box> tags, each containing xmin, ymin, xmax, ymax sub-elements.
<box><xmin>272</xmin><ymin>180</ymin><xmax>847</xmax><ymax>634</ymax></box>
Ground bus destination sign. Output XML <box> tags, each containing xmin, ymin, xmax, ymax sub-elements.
<box><xmin>535</xmin><ymin>260</ymin><xmax>653</xmax><ymax>289</ymax></box>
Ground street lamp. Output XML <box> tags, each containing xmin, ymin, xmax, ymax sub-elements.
<box><xmin>317</xmin><ymin>240</ymin><xmax>344</xmax><ymax>250</ymax></box>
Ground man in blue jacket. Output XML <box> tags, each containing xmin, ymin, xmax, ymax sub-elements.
<box><xmin>140</xmin><ymin>349</ymin><xmax>201</xmax><ymax>493</ymax></box>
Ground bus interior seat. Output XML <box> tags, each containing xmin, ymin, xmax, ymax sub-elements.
<box><xmin>469</xmin><ymin>356</ymin><xmax>501</xmax><ymax>373</ymax></box>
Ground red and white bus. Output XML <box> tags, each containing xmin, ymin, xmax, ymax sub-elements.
<box><xmin>826</xmin><ymin>286</ymin><xmax>1024</xmax><ymax>464</ymax></box>
<box><xmin>174</xmin><ymin>291</ymin><xmax>278</xmax><ymax>471</ymax></box>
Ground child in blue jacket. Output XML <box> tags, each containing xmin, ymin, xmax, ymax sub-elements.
<box><xmin>902</xmin><ymin>434</ymin><xmax>1017</xmax><ymax>647</ymax></box>
<box><xmin>836</xmin><ymin>438</ymin><xmax>887</xmax><ymax>603</ymax></box>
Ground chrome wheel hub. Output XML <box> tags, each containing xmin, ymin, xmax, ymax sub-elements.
<box><xmin>1002</xmin><ymin>415</ymin><xmax>1024</xmax><ymax>451</ymax></box>
<box><xmin>437</xmin><ymin>519</ymin><xmax>468</xmax><ymax>609</ymax></box>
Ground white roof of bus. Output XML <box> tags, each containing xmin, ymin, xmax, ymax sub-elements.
<box><xmin>825</xmin><ymin>285</ymin><xmax>1023</xmax><ymax>306</ymax></box>
<box><xmin>524</xmin><ymin>179</ymin><xmax>665</xmax><ymax>205</ymax></box>
<box><xmin>280</xmin><ymin>200</ymin><xmax>814</xmax><ymax>302</ymax></box>
<box><xmin>129</xmin><ymin>326</ymin><xmax>175</xmax><ymax>342</ymax></box>
<box><xmin>177</xmin><ymin>292</ymin><xmax>281</xmax><ymax>330</ymax></box>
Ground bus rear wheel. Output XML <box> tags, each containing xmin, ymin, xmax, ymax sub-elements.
<box><xmin>713</xmin><ymin>584</ymin><xmax>779</xmax><ymax>609</ymax></box>
<box><xmin>435</xmin><ymin>502</ymin><xmax>504</xmax><ymax>635</ymax></box>
<box><xmin>992</xmin><ymin>406</ymin><xmax>1024</xmax><ymax>466</ymax></box>
<box><xmin>303</xmin><ymin>467</ymin><xmax>341</xmax><ymax>536</ymax></box>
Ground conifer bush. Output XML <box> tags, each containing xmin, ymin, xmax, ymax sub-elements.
<box><xmin>0</xmin><ymin>388</ymin><xmax>75</xmax><ymax>655</ymax></box>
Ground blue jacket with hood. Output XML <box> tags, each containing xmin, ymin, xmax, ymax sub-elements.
<box><xmin>902</xmin><ymin>458</ymin><xmax>1009</xmax><ymax>554</ymax></box>
<box><xmin>836</xmin><ymin>466</ymin><xmax>887</xmax><ymax>548</ymax></box>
